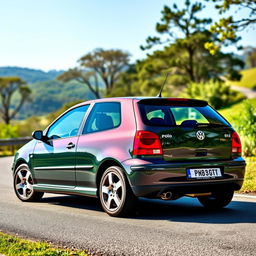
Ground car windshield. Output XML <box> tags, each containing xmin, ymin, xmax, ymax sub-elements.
<box><xmin>138</xmin><ymin>103</ymin><xmax>230</xmax><ymax>127</ymax></box>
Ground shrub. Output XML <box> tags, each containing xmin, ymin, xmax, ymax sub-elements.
<box><xmin>183</xmin><ymin>80</ymin><xmax>245</xmax><ymax>109</ymax></box>
<box><xmin>0</xmin><ymin>124</ymin><xmax>19</xmax><ymax>139</ymax></box>
<box><xmin>232</xmin><ymin>101</ymin><xmax>256</xmax><ymax>157</ymax></box>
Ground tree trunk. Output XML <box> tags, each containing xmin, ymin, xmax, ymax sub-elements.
<box><xmin>187</xmin><ymin>47</ymin><xmax>195</xmax><ymax>82</ymax></box>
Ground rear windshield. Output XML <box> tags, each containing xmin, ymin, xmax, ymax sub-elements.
<box><xmin>138</xmin><ymin>103</ymin><xmax>230</xmax><ymax>127</ymax></box>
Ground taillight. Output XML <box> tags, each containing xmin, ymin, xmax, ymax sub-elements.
<box><xmin>232</xmin><ymin>132</ymin><xmax>242</xmax><ymax>156</ymax></box>
<box><xmin>133</xmin><ymin>131</ymin><xmax>163</xmax><ymax>156</ymax></box>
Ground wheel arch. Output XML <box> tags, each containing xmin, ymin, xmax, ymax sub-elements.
<box><xmin>96</xmin><ymin>159</ymin><xmax>126</xmax><ymax>191</ymax></box>
<box><xmin>13</xmin><ymin>158</ymin><xmax>27</xmax><ymax>172</ymax></box>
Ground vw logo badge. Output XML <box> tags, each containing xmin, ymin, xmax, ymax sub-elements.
<box><xmin>196</xmin><ymin>130</ymin><xmax>205</xmax><ymax>140</ymax></box>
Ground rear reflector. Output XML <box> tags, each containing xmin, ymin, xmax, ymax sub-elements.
<box><xmin>133</xmin><ymin>131</ymin><xmax>163</xmax><ymax>156</ymax></box>
<box><xmin>232</xmin><ymin>132</ymin><xmax>242</xmax><ymax>155</ymax></box>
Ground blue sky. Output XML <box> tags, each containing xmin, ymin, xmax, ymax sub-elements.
<box><xmin>0</xmin><ymin>0</ymin><xmax>255</xmax><ymax>71</ymax></box>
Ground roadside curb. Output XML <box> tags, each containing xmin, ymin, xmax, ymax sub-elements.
<box><xmin>234</xmin><ymin>193</ymin><xmax>256</xmax><ymax>199</ymax></box>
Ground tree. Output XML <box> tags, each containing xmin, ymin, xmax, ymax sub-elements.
<box><xmin>244</xmin><ymin>46</ymin><xmax>256</xmax><ymax>68</ymax></box>
<box><xmin>141</xmin><ymin>0</ymin><xmax>212</xmax><ymax>82</ymax></box>
<box><xmin>205</xmin><ymin>0</ymin><xmax>256</xmax><ymax>54</ymax></box>
<box><xmin>137</xmin><ymin>0</ymin><xmax>243</xmax><ymax>96</ymax></box>
<box><xmin>107</xmin><ymin>64</ymin><xmax>138</xmax><ymax>97</ymax></box>
<box><xmin>0</xmin><ymin>77</ymin><xmax>30</xmax><ymax>124</ymax></box>
<box><xmin>58</xmin><ymin>48</ymin><xmax>130</xmax><ymax>98</ymax></box>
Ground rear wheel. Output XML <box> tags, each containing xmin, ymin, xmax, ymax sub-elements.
<box><xmin>14</xmin><ymin>164</ymin><xmax>44</xmax><ymax>202</ymax></box>
<box><xmin>99</xmin><ymin>166</ymin><xmax>137</xmax><ymax>217</ymax></box>
<box><xmin>197</xmin><ymin>190</ymin><xmax>234</xmax><ymax>209</ymax></box>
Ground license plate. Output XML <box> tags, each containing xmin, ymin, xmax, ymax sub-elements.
<box><xmin>187</xmin><ymin>168</ymin><xmax>222</xmax><ymax>179</ymax></box>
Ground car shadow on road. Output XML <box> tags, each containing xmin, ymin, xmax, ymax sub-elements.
<box><xmin>40</xmin><ymin>194</ymin><xmax>256</xmax><ymax>224</ymax></box>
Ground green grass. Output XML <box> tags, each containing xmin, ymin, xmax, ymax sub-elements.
<box><xmin>240</xmin><ymin>157</ymin><xmax>256</xmax><ymax>193</ymax></box>
<box><xmin>219</xmin><ymin>98</ymin><xmax>256</xmax><ymax>123</ymax></box>
<box><xmin>0</xmin><ymin>232</ymin><xmax>88</xmax><ymax>256</ymax></box>
<box><xmin>227</xmin><ymin>67</ymin><xmax>256</xmax><ymax>89</ymax></box>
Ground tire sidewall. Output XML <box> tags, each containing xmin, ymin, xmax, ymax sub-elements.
<box><xmin>99</xmin><ymin>166</ymin><xmax>127</xmax><ymax>217</ymax></box>
<box><xmin>13</xmin><ymin>164</ymin><xmax>35</xmax><ymax>202</ymax></box>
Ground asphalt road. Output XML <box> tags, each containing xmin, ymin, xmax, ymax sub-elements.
<box><xmin>1</xmin><ymin>157</ymin><xmax>256</xmax><ymax>256</ymax></box>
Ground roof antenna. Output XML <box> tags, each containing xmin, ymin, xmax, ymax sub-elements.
<box><xmin>157</xmin><ymin>72</ymin><xmax>170</xmax><ymax>98</ymax></box>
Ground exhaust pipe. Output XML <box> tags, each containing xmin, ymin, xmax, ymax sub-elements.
<box><xmin>160</xmin><ymin>191</ymin><xmax>172</xmax><ymax>200</ymax></box>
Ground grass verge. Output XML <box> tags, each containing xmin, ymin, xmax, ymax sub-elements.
<box><xmin>219</xmin><ymin>98</ymin><xmax>256</xmax><ymax>123</ymax></box>
<box><xmin>0</xmin><ymin>232</ymin><xmax>88</xmax><ymax>256</ymax></box>
<box><xmin>227</xmin><ymin>67</ymin><xmax>256</xmax><ymax>89</ymax></box>
<box><xmin>239</xmin><ymin>157</ymin><xmax>256</xmax><ymax>193</ymax></box>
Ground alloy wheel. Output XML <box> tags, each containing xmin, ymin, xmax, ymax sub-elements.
<box><xmin>14</xmin><ymin>168</ymin><xmax>34</xmax><ymax>200</ymax></box>
<box><xmin>101</xmin><ymin>169</ymin><xmax>124</xmax><ymax>212</ymax></box>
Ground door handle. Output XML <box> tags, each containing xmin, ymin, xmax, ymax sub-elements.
<box><xmin>66</xmin><ymin>142</ymin><xmax>75</xmax><ymax>149</ymax></box>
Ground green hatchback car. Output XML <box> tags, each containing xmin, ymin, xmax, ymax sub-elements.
<box><xmin>12</xmin><ymin>97</ymin><xmax>246</xmax><ymax>216</ymax></box>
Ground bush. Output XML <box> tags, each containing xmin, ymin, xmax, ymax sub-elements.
<box><xmin>0</xmin><ymin>124</ymin><xmax>19</xmax><ymax>139</ymax></box>
<box><xmin>232</xmin><ymin>101</ymin><xmax>256</xmax><ymax>157</ymax></box>
<box><xmin>183</xmin><ymin>80</ymin><xmax>245</xmax><ymax>109</ymax></box>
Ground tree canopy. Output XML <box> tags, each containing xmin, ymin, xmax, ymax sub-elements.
<box><xmin>58</xmin><ymin>48</ymin><xmax>130</xmax><ymax>98</ymax></box>
<box><xmin>132</xmin><ymin>0</ymin><xmax>244</xmax><ymax>97</ymax></box>
<box><xmin>205</xmin><ymin>0</ymin><xmax>256</xmax><ymax>54</ymax></box>
<box><xmin>0</xmin><ymin>77</ymin><xmax>30</xmax><ymax>124</ymax></box>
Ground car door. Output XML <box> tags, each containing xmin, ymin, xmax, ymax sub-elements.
<box><xmin>76</xmin><ymin>102</ymin><xmax>122</xmax><ymax>189</ymax></box>
<box><xmin>32</xmin><ymin>105</ymin><xmax>90</xmax><ymax>187</ymax></box>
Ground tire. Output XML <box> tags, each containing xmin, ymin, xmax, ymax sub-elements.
<box><xmin>99</xmin><ymin>166</ymin><xmax>137</xmax><ymax>217</ymax></box>
<box><xmin>13</xmin><ymin>164</ymin><xmax>44</xmax><ymax>202</ymax></box>
<box><xmin>197</xmin><ymin>190</ymin><xmax>234</xmax><ymax>209</ymax></box>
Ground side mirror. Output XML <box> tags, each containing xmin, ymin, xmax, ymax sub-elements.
<box><xmin>32</xmin><ymin>130</ymin><xmax>44</xmax><ymax>141</ymax></box>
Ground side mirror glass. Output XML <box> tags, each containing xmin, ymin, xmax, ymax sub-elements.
<box><xmin>32</xmin><ymin>130</ymin><xmax>44</xmax><ymax>141</ymax></box>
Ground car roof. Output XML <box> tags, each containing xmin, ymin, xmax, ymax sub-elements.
<box><xmin>73</xmin><ymin>97</ymin><xmax>208</xmax><ymax>108</ymax></box>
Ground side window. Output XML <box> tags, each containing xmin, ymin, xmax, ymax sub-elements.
<box><xmin>83</xmin><ymin>102</ymin><xmax>121</xmax><ymax>134</ymax></box>
<box><xmin>47</xmin><ymin>105</ymin><xmax>89</xmax><ymax>139</ymax></box>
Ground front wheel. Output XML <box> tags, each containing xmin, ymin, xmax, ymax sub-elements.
<box><xmin>14</xmin><ymin>164</ymin><xmax>44</xmax><ymax>202</ymax></box>
<box><xmin>197</xmin><ymin>190</ymin><xmax>234</xmax><ymax>209</ymax></box>
<box><xmin>99</xmin><ymin>166</ymin><xmax>137</xmax><ymax>217</ymax></box>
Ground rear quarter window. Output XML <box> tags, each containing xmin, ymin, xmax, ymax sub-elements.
<box><xmin>83</xmin><ymin>102</ymin><xmax>121</xmax><ymax>133</ymax></box>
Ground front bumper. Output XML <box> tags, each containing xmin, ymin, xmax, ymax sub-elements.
<box><xmin>122</xmin><ymin>157</ymin><xmax>246</xmax><ymax>197</ymax></box>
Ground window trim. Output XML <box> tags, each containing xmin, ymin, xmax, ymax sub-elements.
<box><xmin>44</xmin><ymin>104</ymin><xmax>91</xmax><ymax>141</ymax></box>
<box><xmin>82</xmin><ymin>101</ymin><xmax>122</xmax><ymax>134</ymax></box>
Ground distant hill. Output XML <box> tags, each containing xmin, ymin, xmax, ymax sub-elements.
<box><xmin>0</xmin><ymin>66</ymin><xmax>64</xmax><ymax>83</ymax></box>
<box><xmin>15</xmin><ymin>80</ymin><xmax>95</xmax><ymax>119</ymax></box>
<box><xmin>0</xmin><ymin>66</ymin><xmax>96</xmax><ymax>119</ymax></box>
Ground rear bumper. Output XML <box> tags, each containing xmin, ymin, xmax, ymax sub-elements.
<box><xmin>122</xmin><ymin>157</ymin><xmax>246</xmax><ymax>197</ymax></box>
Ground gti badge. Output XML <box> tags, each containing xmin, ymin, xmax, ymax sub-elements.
<box><xmin>196</xmin><ymin>130</ymin><xmax>205</xmax><ymax>140</ymax></box>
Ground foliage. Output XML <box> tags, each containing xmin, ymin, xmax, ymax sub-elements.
<box><xmin>0</xmin><ymin>77</ymin><xmax>31</xmax><ymax>124</ymax></box>
<box><xmin>183</xmin><ymin>80</ymin><xmax>245</xmax><ymax>109</ymax></box>
<box><xmin>0</xmin><ymin>123</ymin><xmax>19</xmax><ymax>138</ymax></box>
<box><xmin>226</xmin><ymin>67</ymin><xmax>256</xmax><ymax>89</ymax></box>
<box><xmin>240</xmin><ymin>157</ymin><xmax>256</xmax><ymax>193</ymax></box>
<box><xmin>206</xmin><ymin>0</ymin><xmax>256</xmax><ymax>54</ymax></box>
<box><xmin>219</xmin><ymin>98</ymin><xmax>256</xmax><ymax>121</ymax></box>
<box><xmin>107</xmin><ymin>64</ymin><xmax>139</xmax><ymax>97</ymax></box>
<box><xmin>0</xmin><ymin>232</ymin><xmax>88</xmax><ymax>256</ymax></box>
<box><xmin>58</xmin><ymin>48</ymin><xmax>130</xmax><ymax>98</ymax></box>
<box><xmin>0</xmin><ymin>67</ymin><xmax>63</xmax><ymax>83</ymax></box>
<box><xmin>131</xmin><ymin>0</ymin><xmax>244</xmax><ymax>97</ymax></box>
<box><xmin>232</xmin><ymin>101</ymin><xmax>256</xmax><ymax>157</ymax></box>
